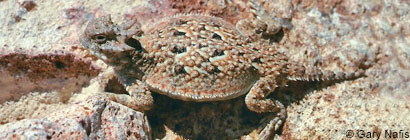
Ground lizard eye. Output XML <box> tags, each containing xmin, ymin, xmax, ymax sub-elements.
<box><xmin>93</xmin><ymin>34</ymin><xmax>107</xmax><ymax>44</ymax></box>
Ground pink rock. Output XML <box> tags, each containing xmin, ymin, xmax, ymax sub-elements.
<box><xmin>0</xmin><ymin>96</ymin><xmax>151</xmax><ymax>139</ymax></box>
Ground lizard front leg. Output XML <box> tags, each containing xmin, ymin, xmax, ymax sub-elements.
<box><xmin>245</xmin><ymin>75</ymin><xmax>286</xmax><ymax>140</ymax></box>
<box><xmin>125</xmin><ymin>80</ymin><xmax>153</xmax><ymax>111</ymax></box>
<box><xmin>106</xmin><ymin>79</ymin><xmax>153</xmax><ymax>111</ymax></box>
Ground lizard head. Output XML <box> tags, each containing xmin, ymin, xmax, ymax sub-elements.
<box><xmin>79</xmin><ymin>16</ymin><xmax>137</xmax><ymax>67</ymax></box>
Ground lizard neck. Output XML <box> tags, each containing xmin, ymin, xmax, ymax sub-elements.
<box><xmin>104</xmin><ymin>50</ymin><xmax>144</xmax><ymax>84</ymax></box>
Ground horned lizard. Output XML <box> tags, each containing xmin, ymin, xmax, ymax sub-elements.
<box><xmin>79</xmin><ymin>0</ymin><xmax>370</xmax><ymax>139</ymax></box>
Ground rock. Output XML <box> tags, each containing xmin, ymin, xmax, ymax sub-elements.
<box><xmin>0</xmin><ymin>96</ymin><xmax>151</xmax><ymax>139</ymax></box>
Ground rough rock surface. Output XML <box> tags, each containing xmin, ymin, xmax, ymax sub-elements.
<box><xmin>0</xmin><ymin>0</ymin><xmax>409</xmax><ymax>139</ymax></box>
<box><xmin>0</xmin><ymin>96</ymin><xmax>151</xmax><ymax>139</ymax></box>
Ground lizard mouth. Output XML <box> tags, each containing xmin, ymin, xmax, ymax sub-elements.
<box><xmin>79</xmin><ymin>38</ymin><xmax>113</xmax><ymax>61</ymax></box>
